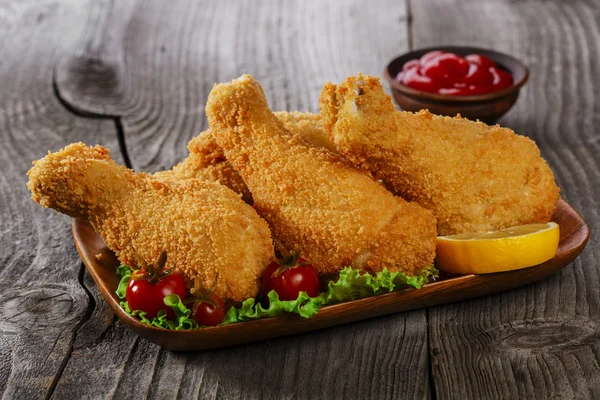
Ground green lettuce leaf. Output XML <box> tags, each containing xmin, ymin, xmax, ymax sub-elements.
<box><xmin>115</xmin><ymin>264</ymin><xmax>131</xmax><ymax>299</ymax></box>
<box><xmin>163</xmin><ymin>294</ymin><xmax>199</xmax><ymax>329</ymax></box>
<box><xmin>115</xmin><ymin>265</ymin><xmax>198</xmax><ymax>329</ymax></box>
<box><xmin>223</xmin><ymin>290</ymin><xmax>326</xmax><ymax>324</ymax></box>
<box><xmin>115</xmin><ymin>264</ymin><xmax>438</xmax><ymax>329</ymax></box>
<box><xmin>119</xmin><ymin>294</ymin><xmax>198</xmax><ymax>330</ymax></box>
<box><xmin>222</xmin><ymin>265</ymin><xmax>438</xmax><ymax>324</ymax></box>
<box><xmin>322</xmin><ymin>264</ymin><xmax>437</xmax><ymax>305</ymax></box>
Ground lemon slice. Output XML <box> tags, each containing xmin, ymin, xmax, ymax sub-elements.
<box><xmin>436</xmin><ymin>222</ymin><xmax>560</xmax><ymax>274</ymax></box>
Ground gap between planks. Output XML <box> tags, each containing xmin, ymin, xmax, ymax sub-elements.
<box><xmin>44</xmin><ymin>263</ymin><xmax>94</xmax><ymax>400</ymax></box>
<box><xmin>52</xmin><ymin>75</ymin><xmax>133</xmax><ymax>169</ymax></box>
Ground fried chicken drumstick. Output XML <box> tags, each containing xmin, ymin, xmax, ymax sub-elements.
<box><xmin>206</xmin><ymin>75</ymin><xmax>436</xmax><ymax>276</ymax></box>
<box><xmin>153</xmin><ymin>130</ymin><xmax>254</xmax><ymax>203</ymax></box>
<box><xmin>27</xmin><ymin>143</ymin><xmax>274</xmax><ymax>302</ymax></box>
<box><xmin>154</xmin><ymin>111</ymin><xmax>331</xmax><ymax>203</ymax></box>
<box><xmin>320</xmin><ymin>74</ymin><xmax>560</xmax><ymax>235</ymax></box>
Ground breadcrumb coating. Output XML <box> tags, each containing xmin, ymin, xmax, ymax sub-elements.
<box><xmin>27</xmin><ymin>143</ymin><xmax>274</xmax><ymax>302</ymax></box>
<box><xmin>320</xmin><ymin>74</ymin><xmax>560</xmax><ymax>235</ymax></box>
<box><xmin>206</xmin><ymin>75</ymin><xmax>437</xmax><ymax>276</ymax></box>
<box><xmin>154</xmin><ymin>130</ymin><xmax>254</xmax><ymax>203</ymax></box>
<box><xmin>154</xmin><ymin>111</ymin><xmax>331</xmax><ymax>203</ymax></box>
<box><xmin>274</xmin><ymin>111</ymin><xmax>336</xmax><ymax>152</ymax></box>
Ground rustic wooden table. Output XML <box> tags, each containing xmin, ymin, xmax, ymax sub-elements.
<box><xmin>2</xmin><ymin>0</ymin><xmax>598</xmax><ymax>398</ymax></box>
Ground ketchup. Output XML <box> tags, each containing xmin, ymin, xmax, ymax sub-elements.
<box><xmin>396</xmin><ymin>51</ymin><xmax>513</xmax><ymax>96</ymax></box>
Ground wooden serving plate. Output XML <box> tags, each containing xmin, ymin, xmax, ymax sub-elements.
<box><xmin>73</xmin><ymin>199</ymin><xmax>589</xmax><ymax>352</ymax></box>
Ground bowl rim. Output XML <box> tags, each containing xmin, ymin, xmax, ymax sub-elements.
<box><xmin>384</xmin><ymin>45</ymin><xmax>529</xmax><ymax>103</ymax></box>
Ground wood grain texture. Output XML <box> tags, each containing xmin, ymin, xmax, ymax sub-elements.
<box><xmin>53</xmin><ymin>1</ymin><xmax>434</xmax><ymax>399</ymax></box>
<box><xmin>54</xmin><ymin>269</ymin><xmax>430</xmax><ymax>400</ymax></box>
<box><xmin>0</xmin><ymin>1</ymin><xmax>122</xmax><ymax>398</ymax></box>
<box><xmin>410</xmin><ymin>0</ymin><xmax>600</xmax><ymax>398</ymax></box>
<box><xmin>55</xmin><ymin>0</ymin><xmax>407</xmax><ymax>172</ymax></box>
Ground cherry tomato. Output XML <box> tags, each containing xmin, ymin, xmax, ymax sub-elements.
<box><xmin>262</xmin><ymin>258</ymin><xmax>320</xmax><ymax>301</ymax></box>
<box><xmin>193</xmin><ymin>294</ymin><xmax>226</xmax><ymax>326</ymax></box>
<box><xmin>422</xmin><ymin>53</ymin><xmax>469</xmax><ymax>81</ymax></box>
<box><xmin>398</xmin><ymin>68</ymin><xmax>440</xmax><ymax>93</ymax></box>
<box><xmin>465</xmin><ymin>54</ymin><xmax>495</xmax><ymax>68</ymax></box>
<box><xmin>126</xmin><ymin>273</ymin><xmax>187</xmax><ymax>319</ymax></box>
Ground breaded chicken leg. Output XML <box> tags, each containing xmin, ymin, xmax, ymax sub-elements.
<box><xmin>27</xmin><ymin>143</ymin><xmax>274</xmax><ymax>302</ymax></box>
<box><xmin>320</xmin><ymin>74</ymin><xmax>560</xmax><ymax>235</ymax></box>
<box><xmin>206</xmin><ymin>75</ymin><xmax>437</xmax><ymax>276</ymax></box>
<box><xmin>154</xmin><ymin>130</ymin><xmax>254</xmax><ymax>203</ymax></box>
<box><xmin>275</xmin><ymin>111</ymin><xmax>336</xmax><ymax>152</ymax></box>
<box><xmin>154</xmin><ymin>111</ymin><xmax>332</xmax><ymax>203</ymax></box>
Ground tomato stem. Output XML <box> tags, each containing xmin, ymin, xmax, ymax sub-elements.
<box><xmin>131</xmin><ymin>250</ymin><xmax>174</xmax><ymax>284</ymax></box>
<box><xmin>272</xmin><ymin>248</ymin><xmax>306</xmax><ymax>277</ymax></box>
<box><xmin>188</xmin><ymin>274</ymin><xmax>224</xmax><ymax>313</ymax></box>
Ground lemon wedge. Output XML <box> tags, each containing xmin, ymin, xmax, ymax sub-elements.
<box><xmin>436</xmin><ymin>222</ymin><xmax>560</xmax><ymax>274</ymax></box>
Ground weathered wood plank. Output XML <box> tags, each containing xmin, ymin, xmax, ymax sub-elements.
<box><xmin>0</xmin><ymin>1</ymin><xmax>122</xmax><ymax>398</ymax></box>
<box><xmin>53</xmin><ymin>271</ymin><xmax>430</xmax><ymax>399</ymax></box>
<box><xmin>410</xmin><ymin>0</ymin><xmax>600</xmax><ymax>398</ymax></box>
<box><xmin>53</xmin><ymin>1</ymin><xmax>433</xmax><ymax>399</ymax></box>
<box><xmin>55</xmin><ymin>0</ymin><xmax>408</xmax><ymax>172</ymax></box>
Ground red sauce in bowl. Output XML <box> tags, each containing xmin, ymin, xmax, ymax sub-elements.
<box><xmin>396</xmin><ymin>51</ymin><xmax>513</xmax><ymax>96</ymax></box>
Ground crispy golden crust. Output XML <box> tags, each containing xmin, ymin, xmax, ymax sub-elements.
<box><xmin>154</xmin><ymin>130</ymin><xmax>254</xmax><ymax>203</ymax></box>
<box><xmin>274</xmin><ymin>111</ymin><xmax>336</xmax><ymax>152</ymax></box>
<box><xmin>206</xmin><ymin>75</ymin><xmax>436</xmax><ymax>276</ymax></box>
<box><xmin>154</xmin><ymin>112</ymin><xmax>332</xmax><ymax>204</ymax></box>
<box><xmin>320</xmin><ymin>74</ymin><xmax>560</xmax><ymax>235</ymax></box>
<box><xmin>27</xmin><ymin>142</ymin><xmax>274</xmax><ymax>302</ymax></box>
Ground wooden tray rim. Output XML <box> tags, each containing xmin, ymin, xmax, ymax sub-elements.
<box><xmin>72</xmin><ymin>198</ymin><xmax>590</xmax><ymax>351</ymax></box>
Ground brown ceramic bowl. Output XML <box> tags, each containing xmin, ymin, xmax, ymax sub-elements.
<box><xmin>384</xmin><ymin>46</ymin><xmax>529</xmax><ymax>123</ymax></box>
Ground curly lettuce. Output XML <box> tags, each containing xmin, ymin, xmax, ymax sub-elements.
<box><xmin>116</xmin><ymin>265</ymin><xmax>197</xmax><ymax>329</ymax></box>
<box><xmin>322</xmin><ymin>264</ymin><xmax>438</xmax><ymax>304</ymax></box>
<box><xmin>119</xmin><ymin>295</ymin><xmax>198</xmax><ymax>330</ymax></box>
<box><xmin>115</xmin><ymin>264</ymin><xmax>437</xmax><ymax>329</ymax></box>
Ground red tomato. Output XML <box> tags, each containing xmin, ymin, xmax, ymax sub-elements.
<box><xmin>465</xmin><ymin>54</ymin><xmax>495</xmax><ymax>68</ymax></box>
<box><xmin>261</xmin><ymin>261</ymin><xmax>282</xmax><ymax>295</ymax></box>
<box><xmin>126</xmin><ymin>273</ymin><xmax>187</xmax><ymax>319</ymax></box>
<box><xmin>422</xmin><ymin>53</ymin><xmax>469</xmax><ymax>81</ymax></box>
<box><xmin>398</xmin><ymin>68</ymin><xmax>440</xmax><ymax>93</ymax></box>
<box><xmin>193</xmin><ymin>294</ymin><xmax>226</xmax><ymax>326</ymax></box>
<box><xmin>262</xmin><ymin>258</ymin><xmax>320</xmax><ymax>301</ymax></box>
